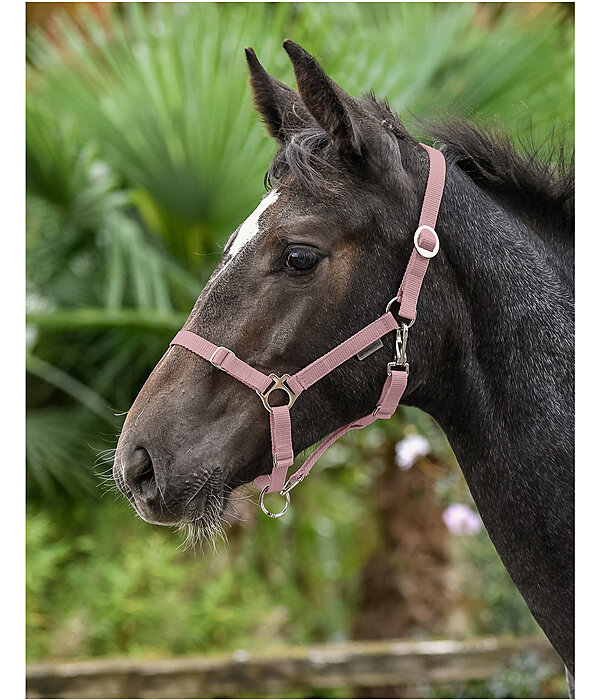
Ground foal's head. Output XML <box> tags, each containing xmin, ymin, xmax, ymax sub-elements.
<box><xmin>114</xmin><ymin>41</ymin><xmax>448</xmax><ymax>535</ymax></box>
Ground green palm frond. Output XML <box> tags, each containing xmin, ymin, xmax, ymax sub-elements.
<box><xmin>28</xmin><ymin>3</ymin><xmax>573</xmax><ymax>273</ymax></box>
<box><xmin>26</xmin><ymin>354</ymin><xmax>113</xmax><ymax>423</ymax></box>
<box><xmin>26</xmin><ymin>407</ymin><xmax>112</xmax><ymax>496</ymax></box>
<box><xmin>27</xmin><ymin>103</ymin><xmax>201</xmax><ymax>315</ymax></box>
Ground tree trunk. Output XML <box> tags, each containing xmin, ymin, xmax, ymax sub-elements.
<box><xmin>352</xmin><ymin>435</ymin><xmax>453</xmax><ymax>698</ymax></box>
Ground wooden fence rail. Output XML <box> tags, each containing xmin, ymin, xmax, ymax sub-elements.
<box><xmin>26</xmin><ymin>635</ymin><xmax>564</xmax><ymax>699</ymax></box>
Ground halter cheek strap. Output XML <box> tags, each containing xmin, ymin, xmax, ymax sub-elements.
<box><xmin>397</xmin><ymin>144</ymin><xmax>445</xmax><ymax>319</ymax></box>
<box><xmin>169</xmin><ymin>142</ymin><xmax>446</xmax><ymax>517</ymax></box>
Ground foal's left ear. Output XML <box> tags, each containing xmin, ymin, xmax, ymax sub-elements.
<box><xmin>245</xmin><ymin>47</ymin><xmax>308</xmax><ymax>142</ymax></box>
<box><xmin>283</xmin><ymin>40</ymin><xmax>361</xmax><ymax>156</ymax></box>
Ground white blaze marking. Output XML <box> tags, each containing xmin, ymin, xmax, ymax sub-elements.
<box><xmin>222</xmin><ymin>189</ymin><xmax>280</xmax><ymax>270</ymax></box>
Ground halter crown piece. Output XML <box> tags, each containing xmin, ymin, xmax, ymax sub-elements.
<box><xmin>170</xmin><ymin>143</ymin><xmax>446</xmax><ymax>517</ymax></box>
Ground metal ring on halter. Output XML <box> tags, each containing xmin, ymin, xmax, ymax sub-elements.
<box><xmin>256</xmin><ymin>373</ymin><xmax>300</xmax><ymax>413</ymax></box>
<box><xmin>385</xmin><ymin>297</ymin><xmax>416</xmax><ymax>328</ymax></box>
<box><xmin>259</xmin><ymin>486</ymin><xmax>291</xmax><ymax>518</ymax></box>
<box><xmin>414</xmin><ymin>225</ymin><xmax>439</xmax><ymax>258</ymax></box>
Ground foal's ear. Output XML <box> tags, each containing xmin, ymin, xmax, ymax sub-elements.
<box><xmin>245</xmin><ymin>47</ymin><xmax>308</xmax><ymax>142</ymax></box>
<box><xmin>282</xmin><ymin>40</ymin><xmax>360</xmax><ymax>155</ymax></box>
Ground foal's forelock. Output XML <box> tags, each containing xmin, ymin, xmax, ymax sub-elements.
<box><xmin>266</xmin><ymin>127</ymin><xmax>339</xmax><ymax>194</ymax></box>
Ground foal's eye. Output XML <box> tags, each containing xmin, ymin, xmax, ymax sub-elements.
<box><xmin>285</xmin><ymin>247</ymin><xmax>321</xmax><ymax>272</ymax></box>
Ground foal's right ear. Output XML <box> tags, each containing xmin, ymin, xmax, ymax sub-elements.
<box><xmin>245</xmin><ymin>48</ymin><xmax>308</xmax><ymax>142</ymax></box>
<box><xmin>282</xmin><ymin>40</ymin><xmax>361</xmax><ymax>156</ymax></box>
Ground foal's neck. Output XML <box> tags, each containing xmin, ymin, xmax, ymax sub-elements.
<box><xmin>409</xmin><ymin>165</ymin><xmax>574</xmax><ymax>671</ymax></box>
<box><xmin>416</xmin><ymin>166</ymin><xmax>573</xmax><ymax>470</ymax></box>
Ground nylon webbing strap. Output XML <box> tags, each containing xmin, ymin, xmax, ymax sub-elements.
<box><xmin>170</xmin><ymin>330</ymin><xmax>272</xmax><ymax>394</ymax></box>
<box><xmin>397</xmin><ymin>143</ymin><xmax>446</xmax><ymax>320</ymax></box>
<box><xmin>283</xmin><ymin>369</ymin><xmax>409</xmax><ymax>490</ymax></box>
<box><xmin>286</xmin><ymin>312</ymin><xmax>398</xmax><ymax>394</ymax></box>
<box><xmin>268</xmin><ymin>405</ymin><xmax>294</xmax><ymax>491</ymax></box>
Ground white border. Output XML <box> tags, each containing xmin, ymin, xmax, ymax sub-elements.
<box><xmin>14</xmin><ymin>2</ymin><xmax>592</xmax><ymax>698</ymax></box>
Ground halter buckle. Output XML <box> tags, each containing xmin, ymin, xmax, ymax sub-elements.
<box><xmin>256</xmin><ymin>374</ymin><xmax>300</xmax><ymax>413</ymax></box>
<box><xmin>385</xmin><ymin>297</ymin><xmax>416</xmax><ymax>327</ymax></box>
<box><xmin>414</xmin><ymin>225</ymin><xmax>439</xmax><ymax>258</ymax></box>
<box><xmin>209</xmin><ymin>346</ymin><xmax>234</xmax><ymax>370</ymax></box>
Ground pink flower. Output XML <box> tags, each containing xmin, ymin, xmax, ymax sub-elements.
<box><xmin>442</xmin><ymin>503</ymin><xmax>482</xmax><ymax>535</ymax></box>
<box><xmin>394</xmin><ymin>434</ymin><xmax>430</xmax><ymax>470</ymax></box>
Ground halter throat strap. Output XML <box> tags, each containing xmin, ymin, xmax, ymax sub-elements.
<box><xmin>169</xmin><ymin>142</ymin><xmax>446</xmax><ymax>516</ymax></box>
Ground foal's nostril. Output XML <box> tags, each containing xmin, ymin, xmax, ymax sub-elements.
<box><xmin>126</xmin><ymin>447</ymin><xmax>158</xmax><ymax>499</ymax></box>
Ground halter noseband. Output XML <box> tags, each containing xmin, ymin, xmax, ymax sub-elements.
<box><xmin>169</xmin><ymin>143</ymin><xmax>446</xmax><ymax>517</ymax></box>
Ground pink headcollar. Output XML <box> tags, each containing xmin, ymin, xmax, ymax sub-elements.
<box><xmin>170</xmin><ymin>143</ymin><xmax>446</xmax><ymax>517</ymax></box>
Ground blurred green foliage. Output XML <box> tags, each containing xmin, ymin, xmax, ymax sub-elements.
<box><xmin>26</xmin><ymin>441</ymin><xmax>381</xmax><ymax>660</ymax></box>
<box><xmin>26</xmin><ymin>3</ymin><xmax>572</xmax><ymax>697</ymax></box>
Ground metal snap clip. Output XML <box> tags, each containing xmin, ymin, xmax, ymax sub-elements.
<box><xmin>280</xmin><ymin>474</ymin><xmax>304</xmax><ymax>496</ymax></box>
<box><xmin>386</xmin><ymin>323</ymin><xmax>410</xmax><ymax>375</ymax></box>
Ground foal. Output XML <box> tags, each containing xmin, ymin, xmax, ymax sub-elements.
<box><xmin>114</xmin><ymin>41</ymin><xmax>574</xmax><ymax>682</ymax></box>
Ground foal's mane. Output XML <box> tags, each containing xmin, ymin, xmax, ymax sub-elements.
<box><xmin>266</xmin><ymin>94</ymin><xmax>574</xmax><ymax>240</ymax></box>
<box><xmin>427</xmin><ymin>119</ymin><xmax>574</xmax><ymax>239</ymax></box>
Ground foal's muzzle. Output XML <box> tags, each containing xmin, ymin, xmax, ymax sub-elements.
<box><xmin>117</xmin><ymin>445</ymin><xmax>213</xmax><ymax>525</ymax></box>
